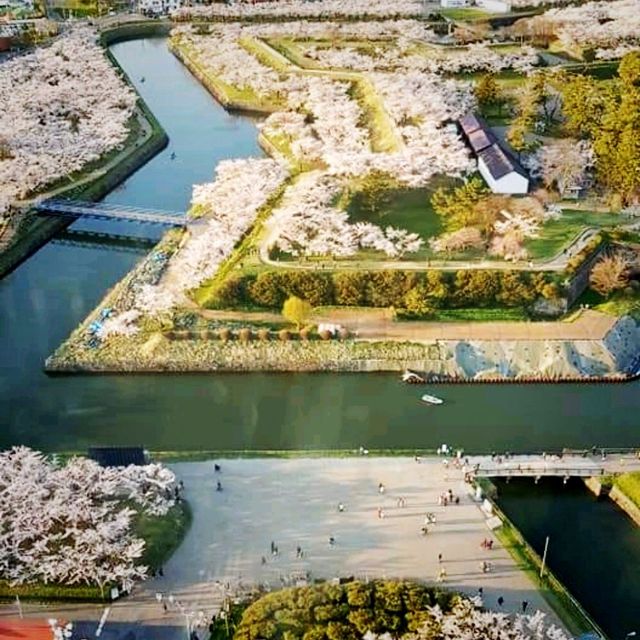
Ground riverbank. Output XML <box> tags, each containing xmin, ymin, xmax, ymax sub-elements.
<box><xmin>0</xmin><ymin>31</ymin><xmax>168</xmax><ymax>280</ymax></box>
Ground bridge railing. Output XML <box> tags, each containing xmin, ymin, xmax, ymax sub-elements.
<box><xmin>474</xmin><ymin>466</ymin><xmax>605</xmax><ymax>478</ymax></box>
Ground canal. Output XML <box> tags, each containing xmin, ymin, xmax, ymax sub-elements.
<box><xmin>496</xmin><ymin>478</ymin><xmax>640</xmax><ymax>639</ymax></box>
<box><xmin>1</xmin><ymin>37</ymin><xmax>639</xmax><ymax>454</ymax></box>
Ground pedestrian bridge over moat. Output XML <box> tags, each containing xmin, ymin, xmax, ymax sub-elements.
<box><xmin>35</xmin><ymin>198</ymin><xmax>188</xmax><ymax>227</ymax></box>
<box><xmin>467</xmin><ymin>453</ymin><xmax>640</xmax><ymax>480</ymax></box>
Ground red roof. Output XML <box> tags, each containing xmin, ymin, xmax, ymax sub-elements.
<box><xmin>0</xmin><ymin>619</ymin><xmax>56</xmax><ymax>639</ymax></box>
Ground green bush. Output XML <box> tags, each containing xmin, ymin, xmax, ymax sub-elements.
<box><xmin>0</xmin><ymin>581</ymin><xmax>104</xmax><ymax>602</ymax></box>
<box><xmin>206</xmin><ymin>269</ymin><xmax>556</xmax><ymax>314</ymax></box>
<box><xmin>234</xmin><ymin>581</ymin><xmax>455</xmax><ymax>640</ymax></box>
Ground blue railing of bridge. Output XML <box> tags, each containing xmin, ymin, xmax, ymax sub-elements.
<box><xmin>35</xmin><ymin>198</ymin><xmax>187</xmax><ymax>227</ymax></box>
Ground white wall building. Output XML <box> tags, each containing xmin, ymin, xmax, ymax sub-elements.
<box><xmin>477</xmin><ymin>144</ymin><xmax>529</xmax><ymax>194</ymax></box>
<box><xmin>459</xmin><ymin>112</ymin><xmax>529</xmax><ymax>195</ymax></box>
<box><xmin>476</xmin><ymin>0</ymin><xmax>511</xmax><ymax>13</ymax></box>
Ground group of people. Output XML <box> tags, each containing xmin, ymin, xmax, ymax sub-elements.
<box><xmin>438</xmin><ymin>489</ymin><xmax>460</xmax><ymax>506</ymax></box>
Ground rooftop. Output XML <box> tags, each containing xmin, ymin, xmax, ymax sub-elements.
<box><xmin>479</xmin><ymin>142</ymin><xmax>528</xmax><ymax>180</ymax></box>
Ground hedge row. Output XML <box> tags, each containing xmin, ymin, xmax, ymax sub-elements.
<box><xmin>165</xmin><ymin>327</ymin><xmax>350</xmax><ymax>341</ymax></box>
<box><xmin>0</xmin><ymin>580</ymin><xmax>104</xmax><ymax>602</ymax></box>
<box><xmin>208</xmin><ymin>269</ymin><xmax>555</xmax><ymax>311</ymax></box>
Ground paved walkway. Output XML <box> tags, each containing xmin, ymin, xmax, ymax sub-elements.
<box><xmin>0</xmin><ymin>457</ymin><xmax>569</xmax><ymax>639</ymax></box>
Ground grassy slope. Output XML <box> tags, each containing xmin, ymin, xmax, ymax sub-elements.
<box><xmin>525</xmin><ymin>209</ymin><xmax>622</xmax><ymax>260</ymax></box>
<box><xmin>349</xmin><ymin>78</ymin><xmax>402</xmax><ymax>153</ymax></box>
<box><xmin>134</xmin><ymin>500</ymin><xmax>192</xmax><ymax>572</ymax></box>
<box><xmin>614</xmin><ymin>472</ymin><xmax>640</xmax><ymax>509</ymax></box>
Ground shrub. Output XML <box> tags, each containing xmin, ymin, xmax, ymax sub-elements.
<box><xmin>333</xmin><ymin>271</ymin><xmax>369</xmax><ymax>306</ymax></box>
<box><xmin>250</xmin><ymin>272</ymin><xmax>287</xmax><ymax>307</ymax></box>
<box><xmin>215</xmin><ymin>274</ymin><xmax>252</xmax><ymax>307</ymax></box>
<box><xmin>452</xmin><ymin>270</ymin><xmax>500</xmax><ymax>307</ymax></box>
<box><xmin>238</xmin><ymin>328</ymin><xmax>252</xmax><ymax>342</ymax></box>
<box><xmin>366</xmin><ymin>271</ymin><xmax>417</xmax><ymax>307</ymax></box>
<box><xmin>319</xmin><ymin>330</ymin><xmax>332</xmax><ymax>341</ymax></box>
<box><xmin>218</xmin><ymin>327</ymin><xmax>231</xmax><ymax>342</ymax></box>
<box><xmin>300</xmin><ymin>327</ymin><xmax>312</xmax><ymax>341</ymax></box>
<box><xmin>284</xmin><ymin>272</ymin><xmax>334</xmax><ymax>307</ymax></box>
<box><xmin>279</xmin><ymin>329</ymin><xmax>291</xmax><ymax>341</ymax></box>
<box><xmin>257</xmin><ymin>328</ymin><xmax>271</xmax><ymax>341</ymax></box>
<box><xmin>338</xmin><ymin>327</ymin><xmax>350</xmax><ymax>340</ymax></box>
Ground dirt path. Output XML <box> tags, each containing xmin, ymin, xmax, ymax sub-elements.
<box><xmin>192</xmin><ymin>306</ymin><xmax>616</xmax><ymax>343</ymax></box>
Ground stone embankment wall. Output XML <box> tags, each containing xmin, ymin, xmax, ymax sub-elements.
<box><xmin>46</xmin><ymin>314</ymin><xmax>640</xmax><ymax>379</ymax></box>
<box><xmin>609</xmin><ymin>485</ymin><xmax>640</xmax><ymax>527</ymax></box>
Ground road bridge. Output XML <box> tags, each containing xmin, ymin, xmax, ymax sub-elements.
<box><xmin>35</xmin><ymin>198</ymin><xmax>187</xmax><ymax>227</ymax></box>
<box><xmin>465</xmin><ymin>452</ymin><xmax>640</xmax><ymax>480</ymax></box>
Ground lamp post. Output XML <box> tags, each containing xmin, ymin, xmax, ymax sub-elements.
<box><xmin>539</xmin><ymin>536</ymin><xmax>550</xmax><ymax>579</ymax></box>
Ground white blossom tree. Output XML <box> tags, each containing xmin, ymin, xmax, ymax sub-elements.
<box><xmin>0</xmin><ymin>447</ymin><xmax>177</xmax><ymax>592</ymax></box>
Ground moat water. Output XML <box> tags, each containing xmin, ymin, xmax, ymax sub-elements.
<box><xmin>1</xmin><ymin>35</ymin><xmax>640</xmax><ymax>638</ymax></box>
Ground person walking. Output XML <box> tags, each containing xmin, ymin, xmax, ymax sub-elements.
<box><xmin>378</xmin><ymin>483</ymin><xmax>385</xmax><ymax>494</ymax></box>
<box><xmin>497</xmin><ymin>596</ymin><xmax>504</xmax><ymax>607</ymax></box>
<box><xmin>522</xmin><ymin>600</ymin><xmax>528</xmax><ymax>613</ymax></box>
<box><xmin>438</xmin><ymin>553</ymin><xmax>443</xmax><ymax>564</ymax></box>
<box><xmin>338</xmin><ymin>502</ymin><xmax>345</xmax><ymax>512</ymax></box>
<box><xmin>437</xmin><ymin>567</ymin><xmax>447</xmax><ymax>583</ymax></box>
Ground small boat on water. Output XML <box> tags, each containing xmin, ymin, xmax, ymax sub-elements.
<box><xmin>402</xmin><ymin>369</ymin><xmax>425</xmax><ymax>384</ymax></box>
<box><xmin>421</xmin><ymin>393</ymin><xmax>443</xmax><ymax>405</ymax></box>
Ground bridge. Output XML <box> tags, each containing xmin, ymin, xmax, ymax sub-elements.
<box><xmin>35</xmin><ymin>198</ymin><xmax>187</xmax><ymax>227</ymax></box>
<box><xmin>465</xmin><ymin>452</ymin><xmax>640</xmax><ymax>480</ymax></box>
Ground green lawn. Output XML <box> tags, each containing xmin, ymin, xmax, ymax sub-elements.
<box><xmin>594</xmin><ymin>291</ymin><xmax>640</xmax><ymax>320</ymax></box>
<box><xmin>347</xmin><ymin>186</ymin><xmax>443</xmax><ymax>242</ymax></box>
<box><xmin>525</xmin><ymin>209</ymin><xmax>622</xmax><ymax>260</ymax></box>
<box><xmin>344</xmin><ymin>182</ymin><xmax>491</xmax><ymax>262</ymax></box>
<box><xmin>614</xmin><ymin>472</ymin><xmax>640</xmax><ymax>510</ymax></box>
<box><xmin>432</xmin><ymin>307</ymin><xmax>529</xmax><ymax>322</ymax></box>
<box><xmin>439</xmin><ymin>7</ymin><xmax>490</xmax><ymax>20</ymax></box>
<box><xmin>133</xmin><ymin>501</ymin><xmax>192</xmax><ymax>572</ymax></box>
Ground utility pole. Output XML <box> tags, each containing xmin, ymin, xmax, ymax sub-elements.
<box><xmin>540</xmin><ymin>536</ymin><xmax>550</xmax><ymax>579</ymax></box>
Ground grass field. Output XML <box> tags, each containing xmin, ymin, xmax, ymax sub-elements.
<box><xmin>347</xmin><ymin>186</ymin><xmax>442</xmax><ymax>242</ymax></box>
<box><xmin>439</xmin><ymin>7</ymin><xmax>490</xmax><ymax>20</ymax></box>
<box><xmin>614</xmin><ymin>472</ymin><xmax>640</xmax><ymax>510</ymax></box>
<box><xmin>134</xmin><ymin>500</ymin><xmax>192</xmax><ymax>572</ymax></box>
<box><xmin>431</xmin><ymin>307</ymin><xmax>529</xmax><ymax>322</ymax></box>
<box><xmin>525</xmin><ymin>209</ymin><xmax>622</xmax><ymax>260</ymax></box>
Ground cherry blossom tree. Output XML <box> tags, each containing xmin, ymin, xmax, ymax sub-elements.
<box><xmin>0</xmin><ymin>447</ymin><xmax>177</xmax><ymax>591</ymax></box>
<box><xmin>0</xmin><ymin>27</ymin><xmax>136</xmax><ymax>216</ymax></box>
